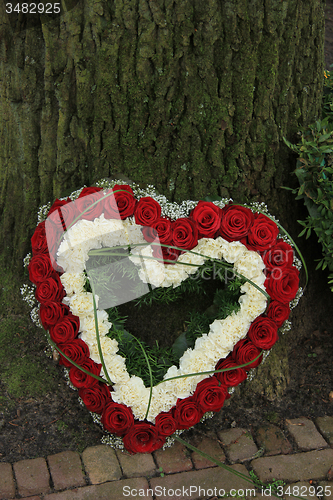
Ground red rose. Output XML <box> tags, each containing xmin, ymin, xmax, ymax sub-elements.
<box><xmin>154</xmin><ymin>411</ymin><xmax>177</xmax><ymax>437</ymax></box>
<box><xmin>142</xmin><ymin>217</ymin><xmax>173</xmax><ymax>244</ymax></box>
<box><xmin>247</xmin><ymin>316</ymin><xmax>278</xmax><ymax>350</ymax></box>
<box><xmin>58</xmin><ymin>339</ymin><xmax>90</xmax><ymax>367</ymax></box>
<box><xmin>265</xmin><ymin>266</ymin><xmax>299</xmax><ymax>303</ymax></box>
<box><xmin>232</xmin><ymin>339</ymin><xmax>263</xmax><ymax>370</ymax></box>
<box><xmin>75</xmin><ymin>191</ymin><xmax>105</xmax><ymax>221</ymax></box>
<box><xmin>134</xmin><ymin>197</ymin><xmax>161</xmax><ymax>226</ymax></box>
<box><xmin>69</xmin><ymin>359</ymin><xmax>102</xmax><ymax>389</ymax></box>
<box><xmin>79</xmin><ymin>187</ymin><xmax>103</xmax><ymax>197</ymax></box>
<box><xmin>161</xmin><ymin>246</ymin><xmax>180</xmax><ymax>264</ymax></box>
<box><xmin>104</xmin><ymin>185</ymin><xmax>137</xmax><ymax>220</ymax></box>
<box><xmin>101</xmin><ymin>401</ymin><xmax>134</xmax><ymax>435</ymax></box>
<box><xmin>31</xmin><ymin>222</ymin><xmax>49</xmax><ymax>255</ymax></box>
<box><xmin>47</xmin><ymin>198</ymin><xmax>71</xmax><ymax>217</ymax></box>
<box><xmin>39</xmin><ymin>301</ymin><xmax>69</xmax><ymax>329</ymax></box>
<box><xmin>79</xmin><ymin>383</ymin><xmax>111</xmax><ymax>414</ymax></box>
<box><xmin>191</xmin><ymin>201</ymin><xmax>222</xmax><ymax>238</ymax></box>
<box><xmin>266</xmin><ymin>301</ymin><xmax>290</xmax><ymax>328</ymax></box>
<box><xmin>123</xmin><ymin>422</ymin><xmax>165</xmax><ymax>454</ymax></box>
<box><xmin>35</xmin><ymin>274</ymin><xmax>65</xmax><ymax>303</ymax></box>
<box><xmin>220</xmin><ymin>205</ymin><xmax>255</xmax><ymax>241</ymax></box>
<box><xmin>246</xmin><ymin>213</ymin><xmax>279</xmax><ymax>251</ymax></box>
<box><xmin>194</xmin><ymin>377</ymin><xmax>229</xmax><ymax>412</ymax></box>
<box><xmin>172</xmin><ymin>218</ymin><xmax>198</xmax><ymax>251</ymax></box>
<box><xmin>49</xmin><ymin>313</ymin><xmax>80</xmax><ymax>343</ymax></box>
<box><xmin>28</xmin><ymin>254</ymin><xmax>55</xmax><ymax>285</ymax></box>
<box><xmin>215</xmin><ymin>357</ymin><xmax>247</xmax><ymax>387</ymax></box>
<box><xmin>173</xmin><ymin>397</ymin><xmax>203</xmax><ymax>430</ymax></box>
<box><xmin>263</xmin><ymin>240</ymin><xmax>294</xmax><ymax>271</ymax></box>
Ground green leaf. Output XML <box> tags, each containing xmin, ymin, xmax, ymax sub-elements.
<box><xmin>298</xmin><ymin>227</ymin><xmax>307</xmax><ymax>237</ymax></box>
<box><xmin>171</xmin><ymin>332</ymin><xmax>189</xmax><ymax>359</ymax></box>
<box><xmin>306</xmin><ymin>228</ymin><xmax>312</xmax><ymax>239</ymax></box>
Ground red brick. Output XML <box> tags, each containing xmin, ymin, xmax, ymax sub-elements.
<box><xmin>48</xmin><ymin>451</ymin><xmax>86</xmax><ymax>490</ymax></box>
<box><xmin>218</xmin><ymin>428</ymin><xmax>258</xmax><ymax>463</ymax></box>
<box><xmin>43</xmin><ymin>477</ymin><xmax>153</xmax><ymax>499</ymax></box>
<box><xmin>13</xmin><ymin>457</ymin><xmax>51</xmax><ymax>497</ymax></box>
<box><xmin>116</xmin><ymin>449</ymin><xmax>156</xmax><ymax>478</ymax></box>
<box><xmin>82</xmin><ymin>445</ymin><xmax>122</xmax><ymax>484</ymax></box>
<box><xmin>251</xmin><ymin>448</ymin><xmax>333</xmax><ymax>483</ymax></box>
<box><xmin>153</xmin><ymin>440</ymin><xmax>193</xmax><ymax>474</ymax></box>
<box><xmin>286</xmin><ymin>417</ymin><xmax>329</xmax><ymax>451</ymax></box>
<box><xmin>190</xmin><ymin>436</ymin><xmax>226</xmax><ymax>469</ymax></box>
<box><xmin>256</xmin><ymin>424</ymin><xmax>292</xmax><ymax>456</ymax></box>
<box><xmin>150</xmin><ymin>464</ymin><xmax>252</xmax><ymax>500</ymax></box>
<box><xmin>0</xmin><ymin>463</ymin><xmax>15</xmax><ymax>499</ymax></box>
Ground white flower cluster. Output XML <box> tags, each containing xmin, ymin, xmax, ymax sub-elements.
<box><xmin>58</xmin><ymin>216</ymin><xmax>267</xmax><ymax>422</ymax></box>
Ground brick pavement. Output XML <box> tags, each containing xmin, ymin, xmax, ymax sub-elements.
<box><xmin>0</xmin><ymin>416</ymin><xmax>332</xmax><ymax>500</ymax></box>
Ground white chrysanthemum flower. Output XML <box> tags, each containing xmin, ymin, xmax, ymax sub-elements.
<box><xmin>60</xmin><ymin>272</ymin><xmax>86</xmax><ymax>295</ymax></box>
<box><xmin>218</xmin><ymin>239</ymin><xmax>246</xmax><ymax>263</ymax></box>
<box><xmin>65</xmin><ymin>292</ymin><xmax>98</xmax><ymax>316</ymax></box>
<box><xmin>79</xmin><ymin>310</ymin><xmax>112</xmax><ymax>337</ymax></box>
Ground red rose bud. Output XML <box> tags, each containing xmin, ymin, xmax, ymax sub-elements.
<box><xmin>79</xmin><ymin>383</ymin><xmax>111</xmax><ymax>414</ymax></box>
<box><xmin>122</xmin><ymin>422</ymin><xmax>165</xmax><ymax>454</ymax></box>
<box><xmin>39</xmin><ymin>301</ymin><xmax>69</xmax><ymax>329</ymax></box>
<box><xmin>193</xmin><ymin>377</ymin><xmax>229</xmax><ymax>412</ymax></box>
<box><xmin>172</xmin><ymin>218</ymin><xmax>198</xmax><ymax>251</ymax></box>
<box><xmin>215</xmin><ymin>357</ymin><xmax>247</xmax><ymax>387</ymax></box>
<box><xmin>101</xmin><ymin>401</ymin><xmax>135</xmax><ymax>435</ymax></box>
<box><xmin>49</xmin><ymin>313</ymin><xmax>80</xmax><ymax>343</ymax></box>
<box><xmin>78</xmin><ymin>187</ymin><xmax>103</xmax><ymax>197</ymax></box>
<box><xmin>134</xmin><ymin>197</ymin><xmax>161</xmax><ymax>226</ymax></box>
<box><xmin>28</xmin><ymin>253</ymin><xmax>55</xmax><ymax>285</ymax></box>
<box><xmin>69</xmin><ymin>359</ymin><xmax>102</xmax><ymax>389</ymax></box>
<box><xmin>75</xmin><ymin>190</ymin><xmax>105</xmax><ymax>221</ymax></box>
<box><xmin>247</xmin><ymin>316</ymin><xmax>278</xmax><ymax>350</ymax></box>
<box><xmin>263</xmin><ymin>239</ymin><xmax>294</xmax><ymax>270</ymax></box>
<box><xmin>35</xmin><ymin>274</ymin><xmax>65</xmax><ymax>304</ymax></box>
<box><xmin>265</xmin><ymin>266</ymin><xmax>299</xmax><ymax>304</ymax></box>
<box><xmin>152</xmin><ymin>217</ymin><xmax>173</xmax><ymax>243</ymax></box>
<box><xmin>232</xmin><ymin>338</ymin><xmax>263</xmax><ymax>370</ymax></box>
<box><xmin>246</xmin><ymin>213</ymin><xmax>279</xmax><ymax>251</ymax></box>
<box><xmin>173</xmin><ymin>397</ymin><xmax>203</xmax><ymax>430</ymax></box>
<box><xmin>154</xmin><ymin>411</ymin><xmax>178</xmax><ymax>436</ymax></box>
<box><xmin>57</xmin><ymin>338</ymin><xmax>90</xmax><ymax>367</ymax></box>
<box><xmin>191</xmin><ymin>201</ymin><xmax>222</xmax><ymax>238</ymax></box>
<box><xmin>220</xmin><ymin>205</ymin><xmax>254</xmax><ymax>241</ymax></box>
<box><xmin>104</xmin><ymin>185</ymin><xmax>137</xmax><ymax>220</ymax></box>
<box><xmin>31</xmin><ymin>221</ymin><xmax>49</xmax><ymax>255</ymax></box>
<box><xmin>266</xmin><ymin>300</ymin><xmax>290</xmax><ymax>327</ymax></box>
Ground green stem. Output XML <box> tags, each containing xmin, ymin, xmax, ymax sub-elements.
<box><xmin>90</xmin><ymin>281</ymin><xmax>113</xmax><ymax>386</ymax></box>
<box><xmin>44</xmin><ymin>329</ymin><xmax>109</xmax><ymax>384</ymax></box>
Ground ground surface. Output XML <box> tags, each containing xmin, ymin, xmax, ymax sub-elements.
<box><xmin>1</xmin><ymin>6</ymin><xmax>333</xmax><ymax>463</ymax></box>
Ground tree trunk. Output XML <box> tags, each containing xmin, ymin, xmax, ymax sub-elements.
<box><xmin>0</xmin><ymin>0</ymin><xmax>326</xmax><ymax>399</ymax></box>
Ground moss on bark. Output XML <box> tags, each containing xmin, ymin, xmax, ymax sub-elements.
<box><xmin>0</xmin><ymin>0</ymin><xmax>326</xmax><ymax>399</ymax></box>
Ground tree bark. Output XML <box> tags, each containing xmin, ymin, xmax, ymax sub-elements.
<box><xmin>0</xmin><ymin>0</ymin><xmax>326</xmax><ymax>398</ymax></box>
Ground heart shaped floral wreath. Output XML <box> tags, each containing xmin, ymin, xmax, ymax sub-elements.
<box><xmin>22</xmin><ymin>179</ymin><xmax>303</xmax><ymax>454</ymax></box>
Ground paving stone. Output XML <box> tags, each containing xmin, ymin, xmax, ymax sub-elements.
<box><xmin>13</xmin><ymin>457</ymin><xmax>51</xmax><ymax>497</ymax></box>
<box><xmin>191</xmin><ymin>436</ymin><xmax>226</xmax><ymax>469</ymax></box>
<box><xmin>20</xmin><ymin>497</ymin><xmax>42</xmax><ymax>500</ymax></box>
<box><xmin>48</xmin><ymin>451</ymin><xmax>86</xmax><ymax>490</ymax></box>
<box><xmin>283</xmin><ymin>481</ymin><xmax>320</xmax><ymax>500</ymax></box>
<box><xmin>318</xmin><ymin>481</ymin><xmax>333</xmax><ymax>499</ymax></box>
<box><xmin>286</xmin><ymin>417</ymin><xmax>329</xmax><ymax>451</ymax></box>
<box><xmin>251</xmin><ymin>448</ymin><xmax>333</xmax><ymax>483</ymax></box>
<box><xmin>43</xmin><ymin>477</ymin><xmax>153</xmax><ymax>499</ymax></box>
<box><xmin>316</xmin><ymin>416</ymin><xmax>333</xmax><ymax>446</ymax></box>
<box><xmin>217</xmin><ymin>428</ymin><xmax>258</xmax><ymax>463</ymax></box>
<box><xmin>256</xmin><ymin>424</ymin><xmax>292</xmax><ymax>456</ymax></box>
<box><xmin>150</xmin><ymin>464</ymin><xmax>253</xmax><ymax>500</ymax></box>
<box><xmin>0</xmin><ymin>463</ymin><xmax>15</xmax><ymax>500</ymax></box>
<box><xmin>153</xmin><ymin>440</ymin><xmax>193</xmax><ymax>474</ymax></box>
<box><xmin>116</xmin><ymin>448</ymin><xmax>156</xmax><ymax>478</ymax></box>
<box><xmin>82</xmin><ymin>445</ymin><xmax>122</xmax><ymax>484</ymax></box>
